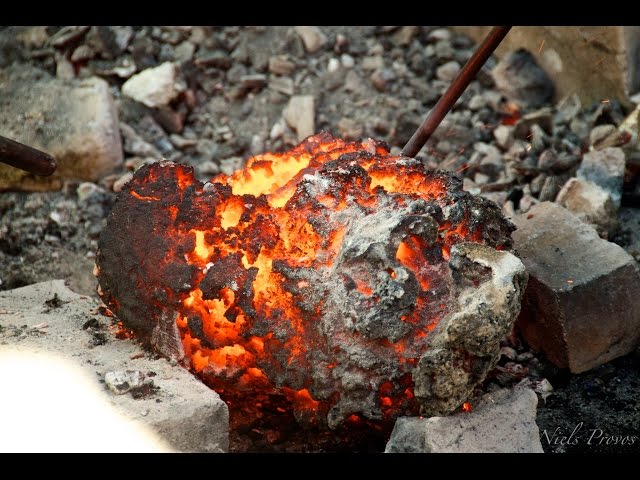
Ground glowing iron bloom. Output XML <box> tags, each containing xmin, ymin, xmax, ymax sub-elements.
<box><xmin>97</xmin><ymin>133</ymin><xmax>527</xmax><ymax>429</ymax></box>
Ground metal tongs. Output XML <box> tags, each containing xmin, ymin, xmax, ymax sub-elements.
<box><xmin>0</xmin><ymin>134</ymin><xmax>58</xmax><ymax>176</ymax></box>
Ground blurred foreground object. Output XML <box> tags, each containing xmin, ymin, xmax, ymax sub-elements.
<box><xmin>0</xmin><ymin>347</ymin><xmax>172</xmax><ymax>453</ymax></box>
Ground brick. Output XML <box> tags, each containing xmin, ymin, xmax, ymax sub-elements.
<box><xmin>454</xmin><ymin>27</ymin><xmax>640</xmax><ymax>107</ymax></box>
<box><xmin>512</xmin><ymin>202</ymin><xmax>640</xmax><ymax>373</ymax></box>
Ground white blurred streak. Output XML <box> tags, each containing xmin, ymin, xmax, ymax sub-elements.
<box><xmin>0</xmin><ymin>348</ymin><xmax>172</xmax><ymax>453</ymax></box>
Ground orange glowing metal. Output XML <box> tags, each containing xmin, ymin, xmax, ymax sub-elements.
<box><xmin>97</xmin><ymin>132</ymin><xmax>515</xmax><ymax>429</ymax></box>
<box><xmin>175</xmin><ymin>134</ymin><xmax>475</xmax><ymax>421</ymax></box>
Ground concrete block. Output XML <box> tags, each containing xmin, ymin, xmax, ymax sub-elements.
<box><xmin>0</xmin><ymin>280</ymin><xmax>229</xmax><ymax>452</ymax></box>
<box><xmin>385</xmin><ymin>387</ymin><xmax>543</xmax><ymax>453</ymax></box>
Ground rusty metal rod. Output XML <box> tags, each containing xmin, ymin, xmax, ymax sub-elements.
<box><xmin>402</xmin><ymin>26</ymin><xmax>512</xmax><ymax>158</ymax></box>
<box><xmin>0</xmin><ymin>134</ymin><xmax>57</xmax><ymax>176</ymax></box>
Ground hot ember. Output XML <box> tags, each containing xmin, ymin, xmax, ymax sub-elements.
<box><xmin>96</xmin><ymin>132</ymin><xmax>526</xmax><ymax>431</ymax></box>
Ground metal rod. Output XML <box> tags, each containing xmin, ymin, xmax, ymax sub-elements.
<box><xmin>0</xmin><ymin>134</ymin><xmax>57</xmax><ymax>176</ymax></box>
<box><xmin>402</xmin><ymin>26</ymin><xmax>512</xmax><ymax>158</ymax></box>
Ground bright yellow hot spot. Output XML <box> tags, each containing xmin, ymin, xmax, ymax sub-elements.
<box><xmin>224</xmin><ymin>152</ymin><xmax>312</xmax><ymax>198</ymax></box>
<box><xmin>193</xmin><ymin>230</ymin><xmax>211</xmax><ymax>262</ymax></box>
<box><xmin>219</xmin><ymin>200</ymin><xmax>243</xmax><ymax>229</ymax></box>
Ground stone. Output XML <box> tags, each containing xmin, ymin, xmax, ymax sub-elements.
<box><xmin>124</xmin><ymin>156</ymin><xmax>155</xmax><ymax>172</ymax></box>
<box><xmin>55</xmin><ymin>52</ymin><xmax>75</xmax><ymax>80</ymax></box>
<box><xmin>530</xmin><ymin>173</ymin><xmax>546</xmax><ymax>197</ymax></box>
<box><xmin>152</xmin><ymin>106</ymin><xmax>185</xmax><ymax>134</ymax></box>
<box><xmin>468</xmin><ymin>94</ymin><xmax>486</xmax><ymax>111</ymax></box>
<box><xmin>577</xmin><ymin>147</ymin><xmax>626</xmax><ymax>207</ymax></box>
<box><xmin>491</xmin><ymin>49</ymin><xmax>554</xmax><ymax>108</ymax></box>
<box><xmin>219</xmin><ymin>156</ymin><xmax>244</xmax><ymax>176</ymax></box>
<box><xmin>169</xmin><ymin>134</ymin><xmax>197</xmax><ymax>149</ymax></box>
<box><xmin>294</xmin><ymin>26</ymin><xmax>327</xmax><ymax>53</ymax></box>
<box><xmin>519</xmin><ymin>193</ymin><xmax>538</xmax><ymax>213</ymax></box>
<box><xmin>436</xmin><ymin>60</ymin><xmax>461</xmax><ymax>82</ymax></box>
<box><xmin>197</xmin><ymin>161</ymin><xmax>220</xmax><ymax>179</ymax></box>
<box><xmin>194</xmin><ymin>50</ymin><xmax>231</xmax><ymax>69</ymax></box>
<box><xmin>121</xmin><ymin>62</ymin><xmax>185</xmax><ymax>108</ymax></box>
<box><xmin>434</xmin><ymin>41</ymin><xmax>454</xmax><ymax>61</ymax></box>
<box><xmin>173</xmin><ymin>41</ymin><xmax>195</xmax><ymax>63</ymax></box>
<box><xmin>283</xmin><ymin>95</ymin><xmax>315</xmax><ymax>142</ymax></box>
<box><xmin>513</xmin><ymin>108</ymin><xmax>553</xmax><ymax>139</ymax></box>
<box><xmin>0</xmin><ymin>64</ymin><xmax>123</xmax><ymax>191</ymax></box>
<box><xmin>590</xmin><ymin>125</ymin><xmax>632</xmax><ymax>151</ymax></box>
<box><xmin>513</xmin><ymin>202</ymin><xmax>640</xmax><ymax>373</ymax></box>
<box><xmin>269</xmin><ymin>118</ymin><xmax>287</xmax><ymax>140</ymax></box>
<box><xmin>344</xmin><ymin>70</ymin><xmax>363</xmax><ymax>93</ymax></box>
<box><xmin>48</xmin><ymin>26</ymin><xmax>90</xmax><ymax>48</ymax></box>
<box><xmin>556</xmin><ymin>177</ymin><xmax>619</xmax><ymax>238</ymax></box>
<box><xmin>426</xmin><ymin>28</ymin><xmax>451</xmax><ymax>43</ymax></box>
<box><xmin>555</xmin><ymin>93</ymin><xmax>582</xmax><ymax>124</ymax></box>
<box><xmin>361</xmin><ymin>55</ymin><xmax>384</xmax><ymax>71</ymax></box>
<box><xmin>493</xmin><ymin>125</ymin><xmax>514</xmax><ymax>149</ymax></box>
<box><xmin>17</xmin><ymin>26</ymin><xmax>49</xmax><ymax>49</ymax></box>
<box><xmin>472</xmin><ymin>142</ymin><xmax>503</xmax><ymax>178</ymax></box>
<box><xmin>391</xmin><ymin>26</ymin><xmax>419</xmax><ymax>47</ymax></box>
<box><xmin>90</xmin><ymin>56</ymin><xmax>137</xmax><ymax>79</ymax></box>
<box><xmin>589</xmin><ymin>124</ymin><xmax>617</xmax><ymax>148</ymax></box>
<box><xmin>0</xmin><ymin>281</ymin><xmax>229</xmax><ymax>452</ymax></box>
<box><xmin>327</xmin><ymin>57</ymin><xmax>340</xmax><ymax>73</ymax></box>
<box><xmin>337</xmin><ymin>117</ymin><xmax>364</xmax><ymax>140</ymax></box>
<box><xmin>474</xmin><ymin>172</ymin><xmax>490</xmax><ymax>184</ymax></box>
<box><xmin>239</xmin><ymin>74</ymin><xmax>267</xmax><ymax>90</ymax></box>
<box><xmin>105</xmin><ymin>370</ymin><xmax>146</xmax><ymax>395</ymax></box>
<box><xmin>528</xmin><ymin>124</ymin><xmax>548</xmax><ymax>152</ymax></box>
<box><xmin>385</xmin><ymin>388</ymin><xmax>543</xmax><ymax>453</ymax></box>
<box><xmin>269</xmin><ymin>76</ymin><xmax>295</xmax><ymax>96</ymax></box>
<box><xmin>370</xmin><ymin>68</ymin><xmax>395</xmax><ymax>92</ymax></box>
<box><xmin>76</xmin><ymin>182</ymin><xmax>104</xmax><ymax>203</ymax></box>
<box><xmin>538</xmin><ymin>175</ymin><xmax>563</xmax><ymax>202</ymax></box>
<box><xmin>70</xmin><ymin>44</ymin><xmax>95</xmax><ymax>63</ymax></box>
<box><xmin>538</xmin><ymin>149</ymin><xmax>578</xmax><ymax>174</ymax></box>
<box><xmin>111</xmin><ymin>26</ymin><xmax>134</xmax><ymax>53</ymax></box>
<box><xmin>394</xmin><ymin>110</ymin><xmax>422</xmax><ymax>147</ymax></box>
<box><xmin>85</xmin><ymin>27</ymin><xmax>126</xmax><ymax>59</ymax></box>
<box><xmin>269</xmin><ymin>55</ymin><xmax>296</xmax><ymax>76</ymax></box>
<box><xmin>119</xmin><ymin>123</ymin><xmax>162</xmax><ymax>159</ymax></box>
<box><xmin>113</xmin><ymin>172</ymin><xmax>134</xmax><ymax>193</ymax></box>
<box><xmin>340</xmin><ymin>54</ymin><xmax>355</xmax><ymax>69</ymax></box>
